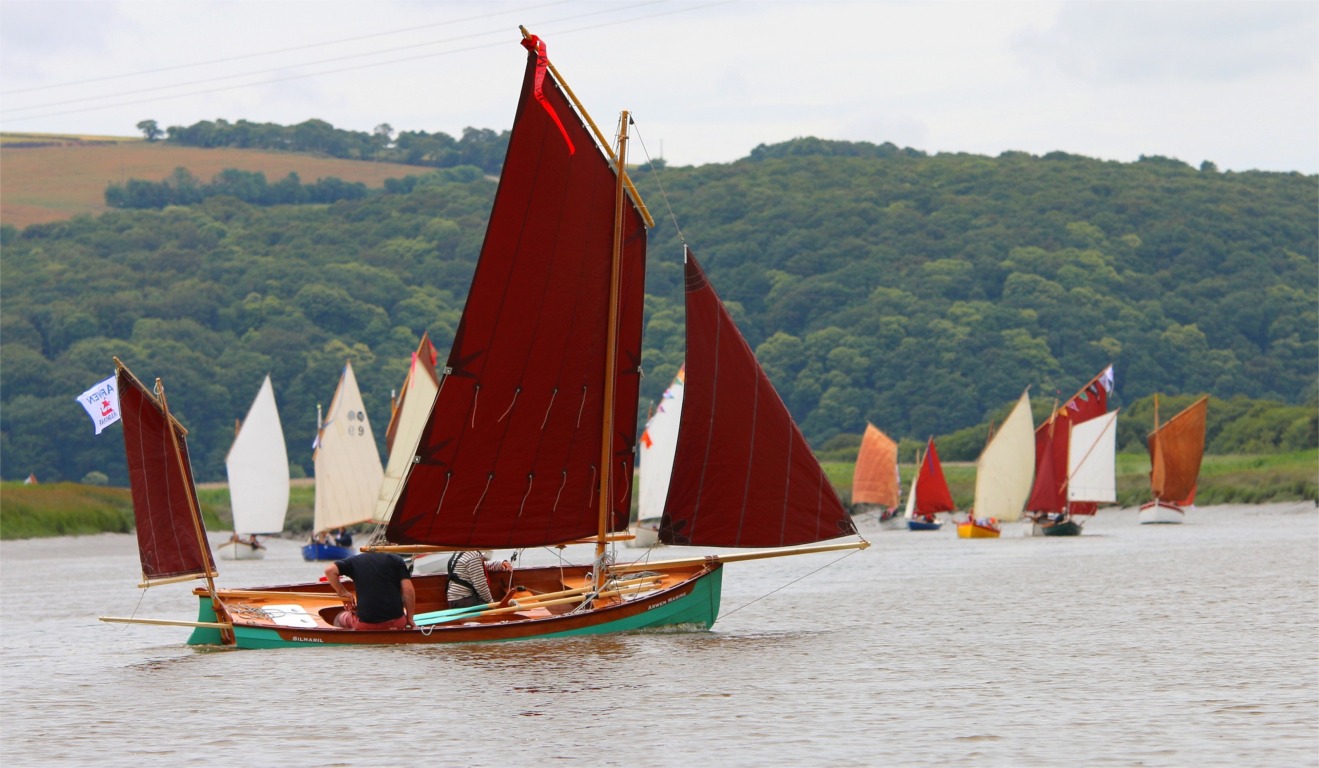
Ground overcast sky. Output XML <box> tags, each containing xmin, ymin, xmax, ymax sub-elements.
<box><xmin>3</xmin><ymin>0</ymin><xmax>1316</xmax><ymax>173</ymax></box>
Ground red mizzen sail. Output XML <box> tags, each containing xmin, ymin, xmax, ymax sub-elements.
<box><xmin>117</xmin><ymin>363</ymin><xmax>216</xmax><ymax>582</ymax></box>
<box><xmin>659</xmin><ymin>249</ymin><xmax>856</xmax><ymax>547</ymax></box>
<box><xmin>386</xmin><ymin>39</ymin><xmax>647</xmax><ymax>549</ymax></box>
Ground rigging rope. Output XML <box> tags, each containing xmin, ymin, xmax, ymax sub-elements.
<box><xmin>630</xmin><ymin>123</ymin><xmax>686</xmax><ymax>247</ymax></box>
<box><xmin>717</xmin><ymin>548</ymin><xmax>864</xmax><ymax>621</ymax></box>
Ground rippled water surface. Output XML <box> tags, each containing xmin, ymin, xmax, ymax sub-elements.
<box><xmin>2</xmin><ymin>503</ymin><xmax>1316</xmax><ymax>767</ymax></box>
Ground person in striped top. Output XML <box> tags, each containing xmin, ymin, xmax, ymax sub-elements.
<box><xmin>446</xmin><ymin>550</ymin><xmax>510</xmax><ymax>609</ymax></box>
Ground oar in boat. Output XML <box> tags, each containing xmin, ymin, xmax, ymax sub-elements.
<box><xmin>418</xmin><ymin>580</ymin><xmax>664</xmax><ymax>627</ymax></box>
<box><xmin>413</xmin><ymin>575</ymin><xmax>664</xmax><ymax>626</ymax></box>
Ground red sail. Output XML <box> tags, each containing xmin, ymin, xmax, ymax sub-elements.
<box><xmin>386</xmin><ymin>40</ymin><xmax>647</xmax><ymax>548</ymax></box>
<box><xmin>660</xmin><ymin>250</ymin><xmax>856</xmax><ymax>547</ymax></box>
<box><xmin>117</xmin><ymin>365</ymin><xmax>215</xmax><ymax>582</ymax></box>
<box><xmin>915</xmin><ymin>438</ymin><xmax>957</xmax><ymax>516</ymax></box>
<box><xmin>1026</xmin><ymin>369</ymin><xmax>1111</xmax><ymax>514</ymax></box>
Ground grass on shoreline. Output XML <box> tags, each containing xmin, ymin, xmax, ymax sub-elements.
<box><xmin>3</xmin><ymin>450</ymin><xmax>1315</xmax><ymax>540</ymax></box>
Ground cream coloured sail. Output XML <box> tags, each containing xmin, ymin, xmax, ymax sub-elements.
<box><xmin>373</xmin><ymin>352</ymin><xmax>439</xmax><ymax>522</ymax></box>
<box><xmin>972</xmin><ymin>390</ymin><xmax>1035</xmax><ymax>523</ymax></box>
<box><xmin>1067</xmin><ymin>410</ymin><xmax>1119</xmax><ymax>503</ymax></box>
<box><xmin>226</xmin><ymin>375</ymin><xmax>289</xmax><ymax>535</ymax></box>
<box><xmin>312</xmin><ymin>361</ymin><xmax>384</xmax><ymax>532</ymax></box>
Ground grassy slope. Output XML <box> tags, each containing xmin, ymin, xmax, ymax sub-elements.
<box><xmin>0</xmin><ymin>138</ymin><xmax>421</xmax><ymax>228</ymax></box>
<box><xmin>5</xmin><ymin>450</ymin><xmax>1314</xmax><ymax>540</ymax></box>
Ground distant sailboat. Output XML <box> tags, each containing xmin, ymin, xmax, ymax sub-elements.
<box><xmin>1025</xmin><ymin>366</ymin><xmax>1115</xmax><ymax>536</ymax></box>
<box><xmin>962</xmin><ymin>389</ymin><xmax>1034</xmax><ymax>539</ymax></box>
<box><xmin>1045</xmin><ymin>410</ymin><xmax>1120</xmax><ymax>536</ymax></box>
<box><xmin>218</xmin><ymin>375</ymin><xmax>288</xmax><ymax>560</ymax></box>
<box><xmin>852</xmin><ymin>422</ymin><xmax>902</xmax><ymax>529</ymax></box>
<box><xmin>906</xmin><ymin>437</ymin><xmax>954</xmax><ymax>531</ymax></box>
<box><xmin>628</xmin><ymin>366</ymin><xmax>685</xmax><ymax>548</ymax></box>
<box><xmin>1140</xmin><ymin>395</ymin><xmax>1208</xmax><ymax>524</ymax></box>
<box><xmin>303</xmin><ymin>361</ymin><xmax>384</xmax><ymax>561</ymax></box>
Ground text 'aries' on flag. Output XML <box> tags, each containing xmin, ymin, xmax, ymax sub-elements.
<box><xmin>76</xmin><ymin>375</ymin><xmax>120</xmax><ymax>435</ymax></box>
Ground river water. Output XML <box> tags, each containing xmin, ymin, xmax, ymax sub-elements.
<box><xmin>2</xmin><ymin>502</ymin><xmax>1315</xmax><ymax>767</ymax></box>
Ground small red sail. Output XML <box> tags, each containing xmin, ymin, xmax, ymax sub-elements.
<box><xmin>914</xmin><ymin>438</ymin><xmax>956</xmax><ymax>516</ymax></box>
<box><xmin>1027</xmin><ymin>367</ymin><xmax>1111</xmax><ymax>515</ymax></box>
<box><xmin>660</xmin><ymin>249</ymin><xmax>856</xmax><ymax>547</ymax></box>
<box><xmin>386</xmin><ymin>39</ymin><xmax>647</xmax><ymax>548</ymax></box>
<box><xmin>117</xmin><ymin>364</ymin><xmax>215</xmax><ymax>582</ymax></box>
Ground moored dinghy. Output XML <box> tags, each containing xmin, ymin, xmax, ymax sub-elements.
<box><xmin>1140</xmin><ymin>395</ymin><xmax>1208</xmax><ymax>524</ymax></box>
<box><xmin>102</xmin><ymin>29</ymin><xmax>867</xmax><ymax>649</ymax></box>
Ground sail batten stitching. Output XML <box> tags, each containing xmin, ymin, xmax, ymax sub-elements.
<box><xmin>471</xmin><ymin>384</ymin><xmax>480</xmax><ymax>428</ymax></box>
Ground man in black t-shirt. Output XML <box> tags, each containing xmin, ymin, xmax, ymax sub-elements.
<box><xmin>325</xmin><ymin>552</ymin><xmax>415</xmax><ymax>630</ymax></box>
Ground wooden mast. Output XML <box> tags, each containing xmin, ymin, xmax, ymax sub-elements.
<box><xmin>155</xmin><ymin>375</ymin><xmax>234</xmax><ymax>644</ymax></box>
<box><xmin>593</xmin><ymin>108</ymin><xmax>631</xmax><ymax>590</ymax></box>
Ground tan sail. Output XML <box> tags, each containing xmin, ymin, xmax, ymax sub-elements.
<box><xmin>1148</xmin><ymin>395</ymin><xmax>1209</xmax><ymax>503</ymax></box>
<box><xmin>972</xmin><ymin>390</ymin><xmax>1034</xmax><ymax>523</ymax></box>
<box><xmin>373</xmin><ymin>351</ymin><xmax>439</xmax><ymax>523</ymax></box>
<box><xmin>312</xmin><ymin>361</ymin><xmax>384</xmax><ymax>532</ymax></box>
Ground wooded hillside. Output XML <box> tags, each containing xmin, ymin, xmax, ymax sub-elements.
<box><xmin>2</xmin><ymin>137</ymin><xmax>1314</xmax><ymax>485</ymax></box>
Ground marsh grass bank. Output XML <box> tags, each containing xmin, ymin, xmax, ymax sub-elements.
<box><xmin>4</xmin><ymin>451</ymin><xmax>1314</xmax><ymax>540</ymax></box>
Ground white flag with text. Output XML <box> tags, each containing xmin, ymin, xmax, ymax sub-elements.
<box><xmin>76</xmin><ymin>375</ymin><xmax>121</xmax><ymax>435</ymax></box>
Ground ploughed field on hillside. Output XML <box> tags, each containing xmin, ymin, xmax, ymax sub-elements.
<box><xmin>0</xmin><ymin>136</ymin><xmax>419</xmax><ymax>228</ymax></box>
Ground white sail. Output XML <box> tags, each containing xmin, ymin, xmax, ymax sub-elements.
<box><xmin>1067</xmin><ymin>410</ymin><xmax>1119</xmax><ymax>503</ymax></box>
<box><xmin>313</xmin><ymin>361</ymin><xmax>384</xmax><ymax>532</ymax></box>
<box><xmin>225</xmin><ymin>375</ymin><xmax>289</xmax><ymax>535</ymax></box>
<box><xmin>901</xmin><ymin>458</ymin><xmax>919</xmax><ymax>520</ymax></box>
<box><xmin>973</xmin><ymin>390</ymin><xmax>1035</xmax><ymax>523</ymax></box>
<box><xmin>637</xmin><ymin>367</ymin><xmax>685</xmax><ymax>521</ymax></box>
<box><xmin>373</xmin><ymin>353</ymin><xmax>439</xmax><ymax>523</ymax></box>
